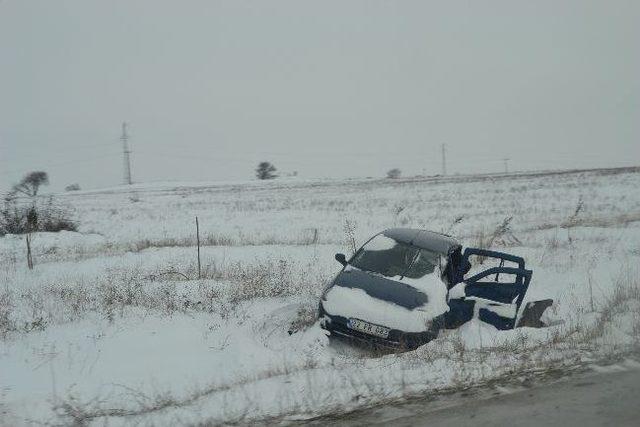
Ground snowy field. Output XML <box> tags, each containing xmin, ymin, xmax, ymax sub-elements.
<box><xmin>1</xmin><ymin>167</ymin><xmax>640</xmax><ymax>426</ymax></box>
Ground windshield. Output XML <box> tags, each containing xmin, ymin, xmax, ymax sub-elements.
<box><xmin>350</xmin><ymin>234</ymin><xmax>440</xmax><ymax>279</ymax></box>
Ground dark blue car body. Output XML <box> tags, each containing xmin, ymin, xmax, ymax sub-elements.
<box><xmin>319</xmin><ymin>228</ymin><xmax>539</xmax><ymax>349</ymax></box>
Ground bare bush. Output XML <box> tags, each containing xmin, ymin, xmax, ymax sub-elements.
<box><xmin>288</xmin><ymin>303</ymin><xmax>318</xmax><ymax>334</ymax></box>
<box><xmin>1</xmin><ymin>195</ymin><xmax>77</xmax><ymax>236</ymax></box>
<box><xmin>37</xmin><ymin>197</ymin><xmax>77</xmax><ymax>232</ymax></box>
<box><xmin>0</xmin><ymin>194</ymin><xmax>28</xmax><ymax>235</ymax></box>
<box><xmin>1</xmin><ymin>171</ymin><xmax>72</xmax><ymax>235</ymax></box>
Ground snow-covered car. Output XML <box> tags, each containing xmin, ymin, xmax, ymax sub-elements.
<box><xmin>319</xmin><ymin>228</ymin><xmax>552</xmax><ymax>349</ymax></box>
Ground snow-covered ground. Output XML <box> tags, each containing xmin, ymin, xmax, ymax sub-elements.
<box><xmin>1</xmin><ymin>167</ymin><xmax>640</xmax><ymax>425</ymax></box>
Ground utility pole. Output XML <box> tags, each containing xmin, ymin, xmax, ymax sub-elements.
<box><xmin>502</xmin><ymin>157</ymin><xmax>510</xmax><ymax>174</ymax></box>
<box><xmin>441</xmin><ymin>143</ymin><xmax>447</xmax><ymax>176</ymax></box>
<box><xmin>121</xmin><ymin>122</ymin><xmax>132</xmax><ymax>185</ymax></box>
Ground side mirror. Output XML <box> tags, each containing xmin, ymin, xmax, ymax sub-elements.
<box><xmin>335</xmin><ymin>253</ymin><xmax>347</xmax><ymax>266</ymax></box>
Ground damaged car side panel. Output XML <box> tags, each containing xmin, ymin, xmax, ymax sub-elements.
<box><xmin>446</xmin><ymin>248</ymin><xmax>533</xmax><ymax>330</ymax></box>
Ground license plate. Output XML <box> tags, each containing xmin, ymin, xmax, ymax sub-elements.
<box><xmin>348</xmin><ymin>318</ymin><xmax>390</xmax><ymax>338</ymax></box>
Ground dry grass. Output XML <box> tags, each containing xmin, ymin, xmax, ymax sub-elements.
<box><xmin>129</xmin><ymin>229</ymin><xmax>328</xmax><ymax>253</ymax></box>
<box><xmin>572</xmin><ymin>267</ymin><xmax>640</xmax><ymax>345</ymax></box>
<box><xmin>0</xmin><ymin>289</ymin><xmax>15</xmax><ymax>337</ymax></box>
<box><xmin>288</xmin><ymin>303</ymin><xmax>319</xmax><ymax>335</ymax></box>
<box><xmin>0</xmin><ymin>256</ymin><xmax>328</xmax><ymax>337</ymax></box>
<box><xmin>531</xmin><ymin>211</ymin><xmax>640</xmax><ymax>232</ymax></box>
<box><xmin>470</xmin><ymin>216</ymin><xmax>521</xmax><ymax>265</ymax></box>
<box><xmin>48</xmin><ymin>269</ymin><xmax>640</xmax><ymax>427</ymax></box>
<box><xmin>53</xmin><ymin>357</ymin><xmax>328</xmax><ymax>426</ymax></box>
<box><xmin>343</xmin><ymin>219</ymin><xmax>358</xmax><ymax>255</ymax></box>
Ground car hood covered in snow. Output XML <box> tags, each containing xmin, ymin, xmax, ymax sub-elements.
<box><xmin>322</xmin><ymin>265</ymin><xmax>449</xmax><ymax>332</ymax></box>
<box><xmin>332</xmin><ymin>268</ymin><xmax>429</xmax><ymax>309</ymax></box>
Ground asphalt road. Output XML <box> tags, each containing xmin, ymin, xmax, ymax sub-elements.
<box><xmin>315</xmin><ymin>368</ymin><xmax>640</xmax><ymax>427</ymax></box>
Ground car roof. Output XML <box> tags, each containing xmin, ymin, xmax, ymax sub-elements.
<box><xmin>382</xmin><ymin>228</ymin><xmax>461</xmax><ymax>255</ymax></box>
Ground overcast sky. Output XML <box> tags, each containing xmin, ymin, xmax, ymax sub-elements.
<box><xmin>1</xmin><ymin>0</ymin><xmax>638</xmax><ymax>191</ymax></box>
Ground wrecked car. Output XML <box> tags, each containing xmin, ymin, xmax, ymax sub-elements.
<box><xmin>319</xmin><ymin>228</ymin><xmax>552</xmax><ymax>349</ymax></box>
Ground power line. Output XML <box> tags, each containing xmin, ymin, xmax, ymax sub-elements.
<box><xmin>2</xmin><ymin>140</ymin><xmax>115</xmax><ymax>154</ymax></box>
<box><xmin>0</xmin><ymin>154</ymin><xmax>121</xmax><ymax>177</ymax></box>
<box><xmin>1</xmin><ymin>147</ymin><xmax>115</xmax><ymax>166</ymax></box>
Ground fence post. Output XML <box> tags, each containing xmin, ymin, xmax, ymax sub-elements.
<box><xmin>26</xmin><ymin>233</ymin><xmax>33</xmax><ymax>270</ymax></box>
<box><xmin>196</xmin><ymin>217</ymin><xmax>201</xmax><ymax>279</ymax></box>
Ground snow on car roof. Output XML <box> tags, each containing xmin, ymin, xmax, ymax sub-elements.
<box><xmin>382</xmin><ymin>228</ymin><xmax>460</xmax><ymax>254</ymax></box>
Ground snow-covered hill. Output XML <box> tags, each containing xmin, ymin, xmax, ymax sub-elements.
<box><xmin>1</xmin><ymin>167</ymin><xmax>639</xmax><ymax>425</ymax></box>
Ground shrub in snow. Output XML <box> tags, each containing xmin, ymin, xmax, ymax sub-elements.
<box><xmin>0</xmin><ymin>195</ymin><xmax>77</xmax><ymax>235</ymax></box>
<box><xmin>387</xmin><ymin>168</ymin><xmax>401</xmax><ymax>179</ymax></box>
<box><xmin>255</xmin><ymin>161</ymin><xmax>278</xmax><ymax>180</ymax></box>
<box><xmin>1</xmin><ymin>171</ymin><xmax>77</xmax><ymax>235</ymax></box>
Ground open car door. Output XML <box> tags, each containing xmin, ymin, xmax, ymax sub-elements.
<box><xmin>446</xmin><ymin>248</ymin><xmax>534</xmax><ymax>330</ymax></box>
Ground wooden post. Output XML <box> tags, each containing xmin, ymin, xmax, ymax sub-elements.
<box><xmin>26</xmin><ymin>233</ymin><xmax>33</xmax><ymax>270</ymax></box>
<box><xmin>196</xmin><ymin>217</ymin><xmax>201</xmax><ymax>279</ymax></box>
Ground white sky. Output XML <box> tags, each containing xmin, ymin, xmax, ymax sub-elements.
<box><xmin>1</xmin><ymin>0</ymin><xmax>638</xmax><ymax>191</ymax></box>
